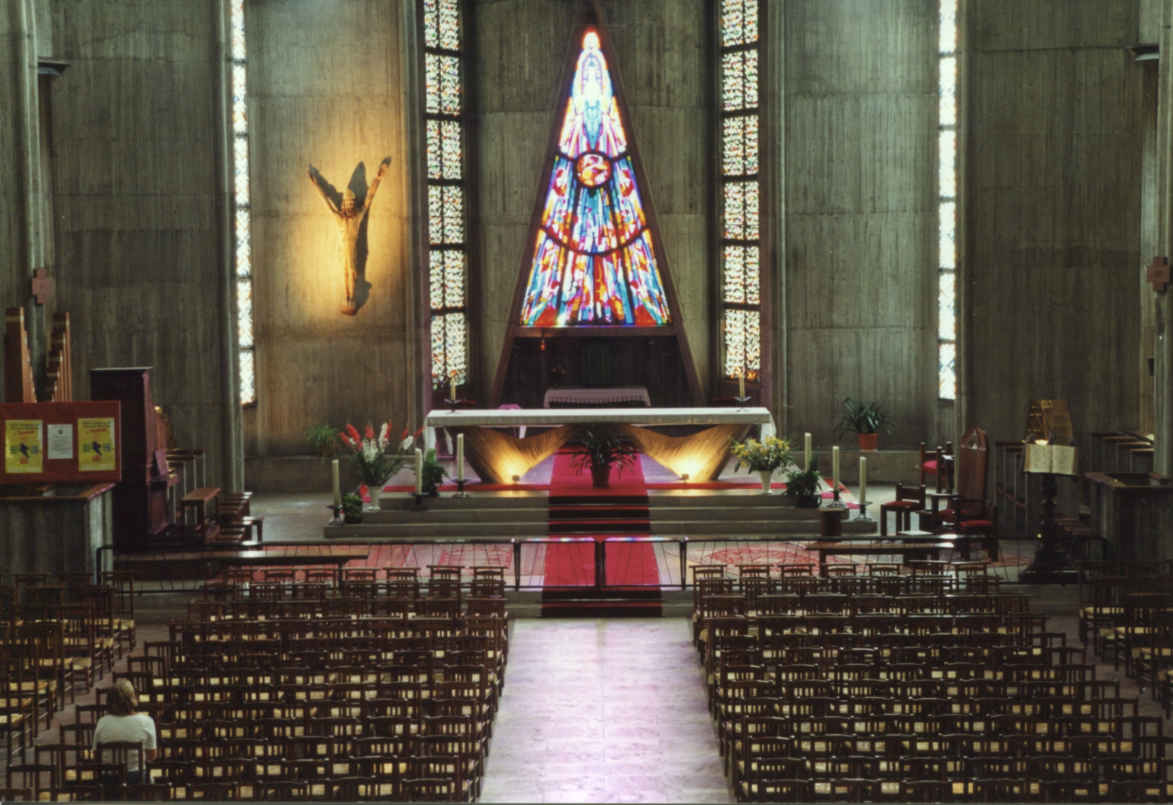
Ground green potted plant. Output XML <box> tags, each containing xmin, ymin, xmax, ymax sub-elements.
<box><xmin>785</xmin><ymin>463</ymin><xmax>823</xmax><ymax>508</ymax></box>
<box><xmin>305</xmin><ymin>423</ymin><xmax>339</xmax><ymax>458</ymax></box>
<box><xmin>834</xmin><ymin>397</ymin><xmax>892</xmax><ymax>450</ymax></box>
<box><xmin>730</xmin><ymin>435</ymin><xmax>792</xmax><ymax>493</ymax></box>
<box><xmin>341</xmin><ymin>492</ymin><xmax>364</xmax><ymax>523</ymax></box>
<box><xmin>418</xmin><ymin>448</ymin><xmax>447</xmax><ymax>496</ymax></box>
<box><xmin>571</xmin><ymin>424</ymin><xmax>639</xmax><ymax>488</ymax></box>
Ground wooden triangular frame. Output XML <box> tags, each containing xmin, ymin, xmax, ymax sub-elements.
<box><xmin>491</xmin><ymin>7</ymin><xmax>702</xmax><ymax>407</ymax></box>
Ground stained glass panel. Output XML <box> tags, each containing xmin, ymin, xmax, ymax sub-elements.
<box><xmin>519</xmin><ymin>29</ymin><xmax>670</xmax><ymax>327</ymax></box>
<box><xmin>939</xmin><ymin>201</ymin><xmax>956</xmax><ymax>269</ymax></box>
<box><xmin>230</xmin><ymin>0</ymin><xmax>245</xmax><ymax>56</ymax></box>
<box><xmin>438</xmin><ymin>0</ymin><xmax>460</xmax><ymax>51</ymax></box>
<box><xmin>938</xmin><ymin>342</ymin><xmax>956</xmax><ymax>400</ymax></box>
<box><xmin>939</xmin><ymin>0</ymin><xmax>957</xmax><ymax>54</ymax></box>
<box><xmin>938</xmin><ymin>129</ymin><xmax>956</xmax><ymax>198</ymax></box>
<box><xmin>236</xmin><ymin>279</ymin><xmax>253</xmax><ymax>349</ymax></box>
<box><xmin>426</xmin><ymin>120</ymin><xmax>442</xmax><ymax>179</ymax></box>
<box><xmin>431</xmin><ymin>312</ymin><xmax>467</xmax><ymax>388</ymax></box>
<box><xmin>939</xmin><ymin>56</ymin><xmax>956</xmax><ymax>127</ymax></box>
<box><xmin>233</xmin><ymin>139</ymin><xmax>249</xmax><ymax>208</ymax></box>
<box><xmin>721</xmin><ymin>0</ymin><xmax>744</xmax><ymax>48</ymax></box>
<box><xmin>235</xmin><ymin>209</ymin><xmax>250</xmax><ymax>276</ymax></box>
<box><xmin>723</xmin><ymin>308</ymin><xmax>761</xmax><ymax>379</ymax></box>
<box><xmin>938</xmin><ymin>270</ymin><xmax>955</xmax><ymax>341</ymax></box>
<box><xmin>721</xmin><ymin>49</ymin><xmax>758</xmax><ymax>112</ymax></box>
<box><xmin>724</xmin><ymin>246</ymin><xmax>745</xmax><ymax>305</ymax></box>
<box><xmin>442</xmin><ymin>185</ymin><xmax>463</xmax><ymax>243</ymax></box>
<box><xmin>239</xmin><ymin>348</ymin><xmax>255</xmax><ymax>406</ymax></box>
<box><xmin>443</xmin><ymin>250</ymin><xmax>464</xmax><ymax>309</ymax></box>
<box><xmin>441</xmin><ymin>120</ymin><xmax>461</xmax><ymax>180</ymax></box>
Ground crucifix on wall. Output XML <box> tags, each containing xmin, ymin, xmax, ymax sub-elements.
<box><xmin>307</xmin><ymin>156</ymin><xmax>391</xmax><ymax>315</ymax></box>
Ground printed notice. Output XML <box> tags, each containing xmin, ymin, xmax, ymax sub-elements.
<box><xmin>47</xmin><ymin>423</ymin><xmax>74</xmax><ymax>460</ymax></box>
<box><xmin>78</xmin><ymin>417</ymin><xmax>117</xmax><ymax>472</ymax></box>
<box><xmin>5</xmin><ymin>419</ymin><xmax>44</xmax><ymax>474</ymax></box>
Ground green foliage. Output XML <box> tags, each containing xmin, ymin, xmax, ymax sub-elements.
<box><xmin>419</xmin><ymin>448</ymin><xmax>447</xmax><ymax>495</ymax></box>
<box><xmin>570</xmin><ymin>424</ymin><xmax>639</xmax><ymax>475</ymax></box>
<box><xmin>305</xmin><ymin>424</ymin><xmax>339</xmax><ymax>458</ymax></box>
<box><xmin>731</xmin><ymin>435</ymin><xmax>792</xmax><ymax>472</ymax></box>
<box><xmin>785</xmin><ymin>462</ymin><xmax>822</xmax><ymax>501</ymax></box>
<box><xmin>833</xmin><ymin>397</ymin><xmax>892</xmax><ymax>438</ymax></box>
<box><xmin>341</xmin><ymin>492</ymin><xmax>363</xmax><ymax>520</ymax></box>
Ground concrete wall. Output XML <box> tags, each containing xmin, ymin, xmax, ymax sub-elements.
<box><xmin>782</xmin><ymin>0</ymin><xmax>937</xmax><ymax>448</ymax></box>
<box><xmin>472</xmin><ymin>0</ymin><xmax>712</xmax><ymax>399</ymax></box>
<box><xmin>966</xmin><ymin>0</ymin><xmax>1144</xmax><ymax>451</ymax></box>
<box><xmin>246</xmin><ymin>0</ymin><xmax>417</xmax><ymax>459</ymax></box>
<box><xmin>47</xmin><ymin>0</ymin><xmax>236</xmax><ymax>484</ymax></box>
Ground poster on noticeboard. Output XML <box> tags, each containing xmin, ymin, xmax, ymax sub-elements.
<box><xmin>78</xmin><ymin>417</ymin><xmax>117</xmax><ymax>472</ymax></box>
<box><xmin>4</xmin><ymin>419</ymin><xmax>44</xmax><ymax>474</ymax></box>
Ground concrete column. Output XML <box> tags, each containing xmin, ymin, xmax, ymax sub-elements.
<box><xmin>1155</xmin><ymin>0</ymin><xmax>1173</xmax><ymax>475</ymax></box>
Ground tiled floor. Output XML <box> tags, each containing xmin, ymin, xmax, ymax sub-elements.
<box><xmin>479</xmin><ymin>618</ymin><xmax>730</xmax><ymax>803</ymax></box>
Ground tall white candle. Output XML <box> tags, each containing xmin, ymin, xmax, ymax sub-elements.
<box><xmin>859</xmin><ymin>455</ymin><xmax>868</xmax><ymax>505</ymax></box>
<box><xmin>331</xmin><ymin>459</ymin><xmax>341</xmax><ymax>508</ymax></box>
<box><xmin>804</xmin><ymin>432</ymin><xmax>812</xmax><ymax>470</ymax></box>
<box><xmin>738</xmin><ymin>371</ymin><xmax>746</xmax><ymax>400</ymax></box>
<box><xmin>414</xmin><ymin>448</ymin><xmax>423</xmax><ymax>495</ymax></box>
<box><xmin>456</xmin><ymin>433</ymin><xmax>465</xmax><ymax>481</ymax></box>
<box><xmin>832</xmin><ymin>445</ymin><xmax>840</xmax><ymax>492</ymax></box>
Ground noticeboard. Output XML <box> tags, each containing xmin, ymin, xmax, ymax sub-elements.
<box><xmin>0</xmin><ymin>401</ymin><xmax>122</xmax><ymax>484</ymax></box>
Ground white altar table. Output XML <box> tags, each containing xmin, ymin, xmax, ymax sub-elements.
<box><xmin>424</xmin><ymin>407</ymin><xmax>775</xmax><ymax>484</ymax></box>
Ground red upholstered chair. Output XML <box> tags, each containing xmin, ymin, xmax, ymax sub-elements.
<box><xmin>919</xmin><ymin>441</ymin><xmax>954</xmax><ymax>492</ymax></box>
<box><xmin>933</xmin><ymin>427</ymin><xmax>996</xmax><ymax>560</ymax></box>
<box><xmin>879</xmin><ymin>483</ymin><xmax>926</xmax><ymax>537</ymax></box>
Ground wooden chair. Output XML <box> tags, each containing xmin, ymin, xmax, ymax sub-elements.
<box><xmin>919</xmin><ymin>441</ymin><xmax>955</xmax><ymax>491</ymax></box>
<box><xmin>879</xmin><ymin>483</ymin><xmax>926</xmax><ymax>536</ymax></box>
<box><xmin>935</xmin><ymin>426</ymin><xmax>997</xmax><ymax>560</ymax></box>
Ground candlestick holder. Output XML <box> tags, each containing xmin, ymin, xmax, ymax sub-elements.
<box><xmin>454</xmin><ymin>478</ymin><xmax>469</xmax><ymax>498</ymax></box>
<box><xmin>822</xmin><ymin>483</ymin><xmax>848</xmax><ymax>513</ymax></box>
<box><xmin>327</xmin><ymin>504</ymin><xmax>343</xmax><ymax>526</ymax></box>
<box><xmin>412</xmin><ymin>492</ymin><xmax>425</xmax><ymax>508</ymax></box>
<box><xmin>733</xmin><ymin>395</ymin><xmax>751</xmax><ymax>407</ymax></box>
<box><xmin>855</xmin><ymin>500</ymin><xmax>874</xmax><ymax>523</ymax></box>
<box><xmin>446</xmin><ymin>395</ymin><xmax>459</xmax><ymax>412</ymax></box>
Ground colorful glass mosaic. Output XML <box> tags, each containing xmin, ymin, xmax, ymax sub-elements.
<box><xmin>519</xmin><ymin>30</ymin><xmax>672</xmax><ymax>327</ymax></box>
<box><xmin>937</xmin><ymin>0</ymin><xmax>958</xmax><ymax>400</ymax></box>
<box><xmin>719</xmin><ymin>1</ymin><xmax>761</xmax><ymax>381</ymax></box>
<box><xmin>231</xmin><ymin>0</ymin><xmax>254</xmax><ymax>405</ymax></box>
<box><xmin>423</xmin><ymin>0</ymin><xmax>469</xmax><ymax>389</ymax></box>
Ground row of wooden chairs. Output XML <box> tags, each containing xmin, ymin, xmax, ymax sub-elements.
<box><xmin>695</xmin><ymin>570</ymin><xmax>1168</xmax><ymax>802</ymax></box>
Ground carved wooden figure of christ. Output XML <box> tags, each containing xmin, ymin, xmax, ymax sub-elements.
<box><xmin>307</xmin><ymin>156</ymin><xmax>390</xmax><ymax>315</ymax></box>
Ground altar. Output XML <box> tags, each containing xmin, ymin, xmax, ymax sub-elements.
<box><xmin>424</xmin><ymin>406</ymin><xmax>776</xmax><ymax>484</ymax></box>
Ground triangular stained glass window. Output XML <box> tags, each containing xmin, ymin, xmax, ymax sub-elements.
<box><xmin>519</xmin><ymin>30</ymin><xmax>672</xmax><ymax>327</ymax></box>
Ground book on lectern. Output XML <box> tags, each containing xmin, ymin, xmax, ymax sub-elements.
<box><xmin>1024</xmin><ymin>443</ymin><xmax>1078</xmax><ymax>476</ymax></box>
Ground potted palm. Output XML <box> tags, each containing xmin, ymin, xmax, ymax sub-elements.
<box><xmin>730</xmin><ymin>435</ymin><xmax>792</xmax><ymax>493</ymax></box>
<box><xmin>571</xmin><ymin>424</ymin><xmax>639</xmax><ymax>488</ymax></box>
<box><xmin>834</xmin><ymin>398</ymin><xmax>892</xmax><ymax>450</ymax></box>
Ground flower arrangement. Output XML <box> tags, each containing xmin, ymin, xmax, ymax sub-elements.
<box><xmin>338</xmin><ymin>421</ymin><xmax>415</xmax><ymax>488</ymax></box>
<box><xmin>730</xmin><ymin>435</ymin><xmax>792</xmax><ymax>473</ymax></box>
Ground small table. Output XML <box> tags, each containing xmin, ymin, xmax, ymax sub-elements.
<box><xmin>181</xmin><ymin>487</ymin><xmax>221</xmax><ymax>544</ymax></box>
<box><xmin>803</xmin><ymin>540</ymin><xmax>955</xmax><ymax>576</ymax></box>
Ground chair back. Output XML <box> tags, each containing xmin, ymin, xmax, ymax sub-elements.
<box><xmin>956</xmin><ymin>426</ymin><xmax>988</xmax><ymax>505</ymax></box>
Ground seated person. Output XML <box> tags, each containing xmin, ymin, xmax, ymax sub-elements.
<box><xmin>93</xmin><ymin>678</ymin><xmax>157</xmax><ymax>788</ymax></box>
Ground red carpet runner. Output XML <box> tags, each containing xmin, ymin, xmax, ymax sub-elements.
<box><xmin>541</xmin><ymin>452</ymin><xmax>661</xmax><ymax>615</ymax></box>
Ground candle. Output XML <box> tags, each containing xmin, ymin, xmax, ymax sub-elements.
<box><xmin>456</xmin><ymin>433</ymin><xmax>465</xmax><ymax>481</ymax></box>
<box><xmin>859</xmin><ymin>455</ymin><xmax>868</xmax><ymax>505</ymax></box>
<box><xmin>738</xmin><ymin>371</ymin><xmax>746</xmax><ymax>400</ymax></box>
<box><xmin>414</xmin><ymin>448</ymin><xmax>423</xmax><ymax>495</ymax></box>
<box><xmin>832</xmin><ymin>446</ymin><xmax>840</xmax><ymax>492</ymax></box>
<box><xmin>449</xmin><ymin>372</ymin><xmax>458</xmax><ymax>401</ymax></box>
<box><xmin>331</xmin><ymin>459</ymin><xmax>341</xmax><ymax>509</ymax></box>
<box><xmin>804</xmin><ymin>432</ymin><xmax>812</xmax><ymax>471</ymax></box>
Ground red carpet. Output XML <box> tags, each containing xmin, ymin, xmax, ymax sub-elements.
<box><xmin>541</xmin><ymin>452</ymin><xmax>661</xmax><ymax>614</ymax></box>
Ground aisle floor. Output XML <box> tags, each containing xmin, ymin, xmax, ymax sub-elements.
<box><xmin>479</xmin><ymin>618</ymin><xmax>730</xmax><ymax>803</ymax></box>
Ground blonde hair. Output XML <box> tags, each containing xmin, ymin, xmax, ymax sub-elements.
<box><xmin>108</xmin><ymin>678</ymin><xmax>138</xmax><ymax>716</ymax></box>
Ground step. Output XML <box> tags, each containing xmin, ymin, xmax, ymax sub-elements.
<box><xmin>548</xmin><ymin>520</ymin><xmax>652</xmax><ymax>534</ymax></box>
<box><xmin>548</xmin><ymin>505</ymin><xmax>651</xmax><ymax>519</ymax></box>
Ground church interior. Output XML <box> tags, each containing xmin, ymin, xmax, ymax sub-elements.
<box><xmin>4</xmin><ymin>0</ymin><xmax>1173</xmax><ymax>801</ymax></box>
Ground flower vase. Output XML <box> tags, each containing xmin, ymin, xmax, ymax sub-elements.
<box><xmin>364</xmin><ymin>482</ymin><xmax>384</xmax><ymax>512</ymax></box>
<box><xmin>759</xmin><ymin>469</ymin><xmax>774</xmax><ymax>494</ymax></box>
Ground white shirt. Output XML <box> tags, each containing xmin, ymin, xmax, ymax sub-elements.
<box><xmin>92</xmin><ymin>713</ymin><xmax>157</xmax><ymax>772</ymax></box>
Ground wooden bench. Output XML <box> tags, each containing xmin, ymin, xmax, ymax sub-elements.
<box><xmin>181</xmin><ymin>487</ymin><xmax>221</xmax><ymax>544</ymax></box>
<box><xmin>803</xmin><ymin>540</ymin><xmax>956</xmax><ymax>576</ymax></box>
<box><xmin>114</xmin><ymin>547</ymin><xmax>369</xmax><ymax>584</ymax></box>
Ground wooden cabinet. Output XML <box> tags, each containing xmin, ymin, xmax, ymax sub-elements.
<box><xmin>90</xmin><ymin>367</ymin><xmax>172</xmax><ymax>551</ymax></box>
<box><xmin>1084</xmin><ymin>472</ymin><xmax>1173</xmax><ymax>562</ymax></box>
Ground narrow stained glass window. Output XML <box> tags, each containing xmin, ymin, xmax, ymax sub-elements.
<box><xmin>230</xmin><ymin>0</ymin><xmax>254</xmax><ymax>405</ymax></box>
<box><xmin>518</xmin><ymin>30</ymin><xmax>672</xmax><ymax>327</ymax></box>
<box><xmin>938</xmin><ymin>0</ymin><xmax>958</xmax><ymax>400</ymax></box>
<box><xmin>719</xmin><ymin>0</ymin><xmax>761</xmax><ymax>383</ymax></box>
<box><xmin>422</xmin><ymin>0</ymin><xmax>469</xmax><ymax>390</ymax></box>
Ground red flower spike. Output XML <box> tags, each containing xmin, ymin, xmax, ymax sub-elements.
<box><xmin>401</xmin><ymin>428</ymin><xmax>409</xmax><ymax>440</ymax></box>
<box><xmin>345</xmin><ymin>424</ymin><xmax>360</xmax><ymax>442</ymax></box>
<box><xmin>364</xmin><ymin>424</ymin><xmax>375</xmax><ymax>440</ymax></box>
